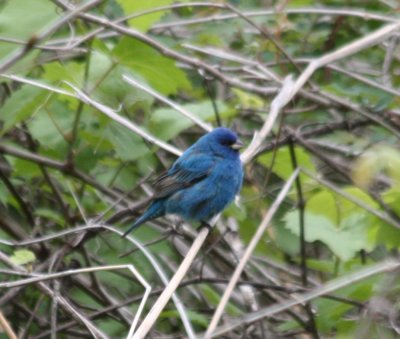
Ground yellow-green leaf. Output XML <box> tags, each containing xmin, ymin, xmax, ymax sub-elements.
<box><xmin>10</xmin><ymin>250</ymin><xmax>36</xmax><ymax>265</ymax></box>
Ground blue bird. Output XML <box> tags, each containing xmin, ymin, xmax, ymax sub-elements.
<box><xmin>122</xmin><ymin>127</ymin><xmax>243</xmax><ymax>237</ymax></box>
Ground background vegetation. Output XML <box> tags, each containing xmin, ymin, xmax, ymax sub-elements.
<box><xmin>1</xmin><ymin>0</ymin><xmax>400</xmax><ymax>338</ymax></box>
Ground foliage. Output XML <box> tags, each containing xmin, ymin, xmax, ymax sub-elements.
<box><xmin>1</xmin><ymin>0</ymin><xmax>400</xmax><ymax>338</ymax></box>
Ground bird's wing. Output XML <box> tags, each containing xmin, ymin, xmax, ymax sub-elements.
<box><xmin>152</xmin><ymin>151</ymin><xmax>214</xmax><ymax>199</ymax></box>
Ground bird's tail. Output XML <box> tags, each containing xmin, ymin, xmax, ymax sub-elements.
<box><xmin>122</xmin><ymin>200</ymin><xmax>165</xmax><ymax>238</ymax></box>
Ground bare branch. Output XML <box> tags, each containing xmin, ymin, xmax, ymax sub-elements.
<box><xmin>210</xmin><ymin>259</ymin><xmax>400</xmax><ymax>337</ymax></box>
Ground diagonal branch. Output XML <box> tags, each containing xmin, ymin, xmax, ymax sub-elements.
<box><xmin>209</xmin><ymin>258</ymin><xmax>400</xmax><ymax>337</ymax></box>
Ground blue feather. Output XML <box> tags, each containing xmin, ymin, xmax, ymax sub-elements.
<box><xmin>123</xmin><ymin>127</ymin><xmax>243</xmax><ymax>236</ymax></box>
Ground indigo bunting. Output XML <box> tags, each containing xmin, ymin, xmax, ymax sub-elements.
<box><xmin>123</xmin><ymin>127</ymin><xmax>243</xmax><ymax>236</ymax></box>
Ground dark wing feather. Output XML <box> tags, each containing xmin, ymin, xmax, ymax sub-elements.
<box><xmin>152</xmin><ymin>151</ymin><xmax>214</xmax><ymax>199</ymax></box>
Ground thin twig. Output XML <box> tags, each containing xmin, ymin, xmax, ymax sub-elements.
<box><xmin>152</xmin><ymin>7</ymin><xmax>397</xmax><ymax>30</ymax></box>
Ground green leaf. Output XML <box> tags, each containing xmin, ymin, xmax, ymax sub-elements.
<box><xmin>149</xmin><ymin>101</ymin><xmax>228</xmax><ymax>141</ymax></box>
<box><xmin>10</xmin><ymin>249</ymin><xmax>36</xmax><ymax>265</ymax></box>
<box><xmin>0</xmin><ymin>0</ymin><xmax>58</xmax><ymax>70</ymax></box>
<box><xmin>8</xmin><ymin>156</ymin><xmax>41</xmax><ymax>179</ymax></box>
<box><xmin>283</xmin><ymin>188</ymin><xmax>375</xmax><ymax>261</ymax></box>
<box><xmin>29</xmin><ymin>101</ymin><xmax>73</xmax><ymax>149</ymax></box>
<box><xmin>160</xmin><ymin>310</ymin><xmax>208</xmax><ymax>328</ymax></box>
<box><xmin>352</xmin><ymin>145</ymin><xmax>400</xmax><ymax>188</ymax></box>
<box><xmin>42</xmin><ymin>60</ymin><xmax>84</xmax><ymax>85</ymax></box>
<box><xmin>0</xmin><ymin>85</ymin><xmax>46</xmax><ymax>134</ymax></box>
<box><xmin>232</xmin><ymin>88</ymin><xmax>265</xmax><ymax>109</ymax></box>
<box><xmin>43</xmin><ymin>52</ymin><xmax>153</xmax><ymax>109</ymax></box>
<box><xmin>113</xmin><ymin>37</ymin><xmax>191</xmax><ymax>95</ymax></box>
<box><xmin>116</xmin><ymin>0</ymin><xmax>188</xmax><ymax>32</ymax></box>
<box><xmin>258</xmin><ymin>146</ymin><xmax>316</xmax><ymax>181</ymax></box>
<box><xmin>223</xmin><ymin>202</ymin><xmax>246</xmax><ymax>221</ymax></box>
<box><xmin>0</xmin><ymin>181</ymin><xmax>8</xmax><ymax>204</ymax></box>
<box><xmin>74</xmin><ymin>146</ymin><xmax>100</xmax><ymax>172</ymax></box>
<box><xmin>105</xmin><ymin>121</ymin><xmax>149</xmax><ymax>161</ymax></box>
<box><xmin>368</xmin><ymin>191</ymin><xmax>400</xmax><ymax>249</ymax></box>
<box><xmin>273</xmin><ymin>222</ymin><xmax>300</xmax><ymax>256</ymax></box>
<box><xmin>35</xmin><ymin>208</ymin><xmax>63</xmax><ymax>225</ymax></box>
<box><xmin>284</xmin><ymin>212</ymin><xmax>371</xmax><ymax>261</ymax></box>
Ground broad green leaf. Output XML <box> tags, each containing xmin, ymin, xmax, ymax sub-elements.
<box><xmin>29</xmin><ymin>101</ymin><xmax>73</xmax><ymax>149</ymax></box>
<box><xmin>258</xmin><ymin>146</ymin><xmax>316</xmax><ymax>180</ymax></box>
<box><xmin>42</xmin><ymin>61</ymin><xmax>84</xmax><ymax>110</ymax></box>
<box><xmin>0</xmin><ymin>85</ymin><xmax>46</xmax><ymax>134</ymax></box>
<box><xmin>117</xmin><ymin>0</ymin><xmax>188</xmax><ymax>32</ymax></box>
<box><xmin>10</xmin><ymin>249</ymin><xmax>36</xmax><ymax>265</ymax></box>
<box><xmin>283</xmin><ymin>188</ymin><xmax>376</xmax><ymax>261</ymax></box>
<box><xmin>306</xmin><ymin>187</ymin><xmax>377</xmax><ymax>222</ymax></box>
<box><xmin>272</xmin><ymin>221</ymin><xmax>300</xmax><ymax>256</ymax></box>
<box><xmin>232</xmin><ymin>88</ymin><xmax>265</xmax><ymax>109</ymax></box>
<box><xmin>8</xmin><ymin>157</ymin><xmax>41</xmax><ymax>179</ymax></box>
<box><xmin>105</xmin><ymin>121</ymin><xmax>149</xmax><ymax>161</ymax></box>
<box><xmin>368</xmin><ymin>188</ymin><xmax>400</xmax><ymax>248</ymax></box>
<box><xmin>74</xmin><ymin>146</ymin><xmax>100</xmax><ymax>172</ymax></box>
<box><xmin>43</xmin><ymin>52</ymin><xmax>153</xmax><ymax>109</ymax></box>
<box><xmin>352</xmin><ymin>145</ymin><xmax>400</xmax><ymax>188</ymax></box>
<box><xmin>113</xmin><ymin>37</ymin><xmax>191</xmax><ymax>95</ymax></box>
<box><xmin>284</xmin><ymin>212</ymin><xmax>372</xmax><ymax>261</ymax></box>
<box><xmin>149</xmin><ymin>101</ymin><xmax>228</xmax><ymax>141</ymax></box>
<box><xmin>42</xmin><ymin>61</ymin><xmax>84</xmax><ymax>85</ymax></box>
<box><xmin>382</xmin><ymin>187</ymin><xmax>400</xmax><ymax>217</ymax></box>
<box><xmin>370</xmin><ymin>220</ymin><xmax>400</xmax><ymax>249</ymax></box>
<box><xmin>0</xmin><ymin>0</ymin><xmax>58</xmax><ymax>70</ymax></box>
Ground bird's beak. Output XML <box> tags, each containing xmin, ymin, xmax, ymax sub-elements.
<box><xmin>231</xmin><ymin>139</ymin><xmax>244</xmax><ymax>150</ymax></box>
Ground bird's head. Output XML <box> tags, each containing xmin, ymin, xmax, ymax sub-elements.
<box><xmin>202</xmin><ymin>127</ymin><xmax>243</xmax><ymax>157</ymax></box>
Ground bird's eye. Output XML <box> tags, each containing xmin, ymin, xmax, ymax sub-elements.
<box><xmin>221</xmin><ymin>140</ymin><xmax>232</xmax><ymax>145</ymax></box>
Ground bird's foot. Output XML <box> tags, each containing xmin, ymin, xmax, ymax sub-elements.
<box><xmin>170</xmin><ymin>218</ymin><xmax>185</xmax><ymax>234</ymax></box>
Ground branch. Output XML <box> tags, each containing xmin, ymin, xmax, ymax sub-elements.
<box><xmin>241</xmin><ymin>21</ymin><xmax>400</xmax><ymax>163</ymax></box>
<box><xmin>152</xmin><ymin>7</ymin><xmax>396</xmax><ymax>30</ymax></box>
<box><xmin>209</xmin><ymin>258</ymin><xmax>400</xmax><ymax>337</ymax></box>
